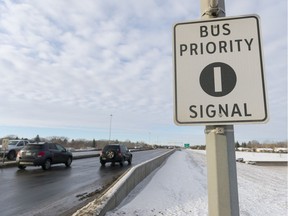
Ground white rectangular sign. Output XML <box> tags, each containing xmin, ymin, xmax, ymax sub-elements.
<box><xmin>173</xmin><ymin>15</ymin><xmax>268</xmax><ymax>125</ymax></box>
<box><xmin>2</xmin><ymin>139</ymin><xmax>9</xmax><ymax>149</ymax></box>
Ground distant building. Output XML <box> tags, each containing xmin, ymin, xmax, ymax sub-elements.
<box><xmin>237</xmin><ymin>147</ymin><xmax>253</xmax><ymax>152</ymax></box>
<box><xmin>256</xmin><ymin>148</ymin><xmax>273</xmax><ymax>153</ymax></box>
<box><xmin>274</xmin><ymin>148</ymin><xmax>288</xmax><ymax>153</ymax></box>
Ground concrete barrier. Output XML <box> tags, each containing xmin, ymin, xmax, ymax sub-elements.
<box><xmin>73</xmin><ymin>149</ymin><xmax>175</xmax><ymax>216</ymax></box>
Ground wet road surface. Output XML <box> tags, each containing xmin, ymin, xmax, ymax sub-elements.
<box><xmin>0</xmin><ymin>149</ymin><xmax>169</xmax><ymax>216</ymax></box>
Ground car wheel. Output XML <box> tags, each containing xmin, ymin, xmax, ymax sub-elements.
<box><xmin>18</xmin><ymin>165</ymin><xmax>26</xmax><ymax>170</ymax></box>
<box><xmin>65</xmin><ymin>157</ymin><xmax>72</xmax><ymax>167</ymax></box>
<box><xmin>128</xmin><ymin>157</ymin><xmax>132</xmax><ymax>165</ymax></box>
<box><xmin>7</xmin><ymin>151</ymin><xmax>16</xmax><ymax>160</ymax></box>
<box><xmin>42</xmin><ymin>159</ymin><xmax>51</xmax><ymax>170</ymax></box>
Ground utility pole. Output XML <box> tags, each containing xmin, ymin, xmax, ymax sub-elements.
<box><xmin>108</xmin><ymin>114</ymin><xmax>113</xmax><ymax>144</ymax></box>
<box><xmin>200</xmin><ymin>1</ymin><xmax>240</xmax><ymax>216</ymax></box>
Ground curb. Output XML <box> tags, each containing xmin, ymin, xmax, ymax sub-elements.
<box><xmin>72</xmin><ymin>149</ymin><xmax>175</xmax><ymax>216</ymax></box>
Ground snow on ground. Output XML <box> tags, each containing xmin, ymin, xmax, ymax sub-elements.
<box><xmin>106</xmin><ymin>149</ymin><xmax>287</xmax><ymax>216</ymax></box>
<box><xmin>235</xmin><ymin>151</ymin><xmax>288</xmax><ymax>162</ymax></box>
<box><xmin>194</xmin><ymin>149</ymin><xmax>288</xmax><ymax>162</ymax></box>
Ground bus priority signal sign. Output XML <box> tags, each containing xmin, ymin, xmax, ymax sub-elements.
<box><xmin>173</xmin><ymin>15</ymin><xmax>268</xmax><ymax>125</ymax></box>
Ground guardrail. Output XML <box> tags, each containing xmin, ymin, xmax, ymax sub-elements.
<box><xmin>73</xmin><ymin>149</ymin><xmax>175</xmax><ymax>216</ymax></box>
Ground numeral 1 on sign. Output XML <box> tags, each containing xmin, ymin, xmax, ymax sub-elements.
<box><xmin>214</xmin><ymin>67</ymin><xmax>222</xmax><ymax>92</ymax></box>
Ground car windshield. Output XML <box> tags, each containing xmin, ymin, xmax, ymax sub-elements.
<box><xmin>8</xmin><ymin>141</ymin><xmax>18</xmax><ymax>146</ymax></box>
<box><xmin>24</xmin><ymin>144</ymin><xmax>44</xmax><ymax>150</ymax></box>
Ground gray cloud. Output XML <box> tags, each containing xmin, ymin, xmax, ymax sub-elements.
<box><xmin>0</xmin><ymin>0</ymin><xmax>286</xmax><ymax>144</ymax></box>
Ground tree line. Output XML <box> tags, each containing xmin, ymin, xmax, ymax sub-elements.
<box><xmin>1</xmin><ymin>134</ymin><xmax>287</xmax><ymax>151</ymax></box>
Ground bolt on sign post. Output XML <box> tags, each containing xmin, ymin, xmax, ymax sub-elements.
<box><xmin>173</xmin><ymin>0</ymin><xmax>268</xmax><ymax>215</ymax></box>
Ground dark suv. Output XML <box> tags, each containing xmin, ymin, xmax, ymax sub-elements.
<box><xmin>16</xmin><ymin>142</ymin><xmax>73</xmax><ymax>170</ymax></box>
<box><xmin>100</xmin><ymin>144</ymin><xmax>132</xmax><ymax>166</ymax></box>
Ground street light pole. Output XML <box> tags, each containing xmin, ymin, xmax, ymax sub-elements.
<box><xmin>108</xmin><ymin>114</ymin><xmax>113</xmax><ymax>144</ymax></box>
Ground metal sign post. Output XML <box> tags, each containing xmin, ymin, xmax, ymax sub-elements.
<box><xmin>2</xmin><ymin>139</ymin><xmax>9</xmax><ymax>163</ymax></box>
<box><xmin>201</xmin><ymin>1</ymin><xmax>239</xmax><ymax>216</ymax></box>
<box><xmin>173</xmin><ymin>0</ymin><xmax>267</xmax><ymax>215</ymax></box>
<box><xmin>205</xmin><ymin>125</ymin><xmax>239</xmax><ymax>216</ymax></box>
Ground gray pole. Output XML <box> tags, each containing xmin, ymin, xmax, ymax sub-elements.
<box><xmin>200</xmin><ymin>1</ymin><xmax>240</xmax><ymax>216</ymax></box>
<box><xmin>108</xmin><ymin>114</ymin><xmax>113</xmax><ymax>144</ymax></box>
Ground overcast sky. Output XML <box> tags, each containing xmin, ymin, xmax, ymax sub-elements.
<box><xmin>0</xmin><ymin>0</ymin><xmax>286</xmax><ymax>145</ymax></box>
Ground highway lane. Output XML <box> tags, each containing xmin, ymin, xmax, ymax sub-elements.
<box><xmin>0</xmin><ymin>149</ymin><xmax>169</xmax><ymax>216</ymax></box>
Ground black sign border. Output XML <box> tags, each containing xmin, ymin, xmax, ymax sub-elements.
<box><xmin>173</xmin><ymin>15</ymin><xmax>268</xmax><ymax>125</ymax></box>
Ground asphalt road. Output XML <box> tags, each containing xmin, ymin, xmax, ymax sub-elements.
<box><xmin>0</xmin><ymin>149</ymin><xmax>169</xmax><ymax>216</ymax></box>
